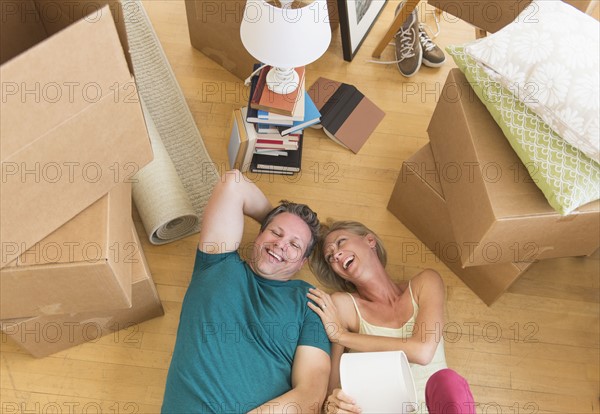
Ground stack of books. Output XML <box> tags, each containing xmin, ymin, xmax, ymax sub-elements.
<box><xmin>228</xmin><ymin>64</ymin><xmax>321</xmax><ymax>175</ymax></box>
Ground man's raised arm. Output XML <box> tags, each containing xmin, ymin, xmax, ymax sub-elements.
<box><xmin>198</xmin><ymin>170</ymin><xmax>272</xmax><ymax>254</ymax></box>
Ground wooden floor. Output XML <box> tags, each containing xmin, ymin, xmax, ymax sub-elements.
<box><xmin>1</xmin><ymin>1</ymin><xmax>599</xmax><ymax>413</ymax></box>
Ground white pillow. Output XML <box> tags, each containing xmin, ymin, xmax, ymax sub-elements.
<box><xmin>464</xmin><ymin>0</ymin><xmax>600</xmax><ymax>163</ymax></box>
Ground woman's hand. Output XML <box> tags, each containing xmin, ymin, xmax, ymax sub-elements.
<box><xmin>307</xmin><ymin>288</ymin><xmax>347</xmax><ymax>343</ymax></box>
<box><xmin>323</xmin><ymin>388</ymin><xmax>361</xmax><ymax>414</ymax></box>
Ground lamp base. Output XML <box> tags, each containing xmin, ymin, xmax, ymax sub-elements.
<box><xmin>266</xmin><ymin>67</ymin><xmax>300</xmax><ymax>95</ymax></box>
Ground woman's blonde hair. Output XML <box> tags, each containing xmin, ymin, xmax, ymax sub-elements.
<box><xmin>309</xmin><ymin>220</ymin><xmax>387</xmax><ymax>292</ymax></box>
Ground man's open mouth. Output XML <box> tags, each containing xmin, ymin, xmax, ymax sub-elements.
<box><xmin>267</xmin><ymin>249</ymin><xmax>283</xmax><ymax>262</ymax></box>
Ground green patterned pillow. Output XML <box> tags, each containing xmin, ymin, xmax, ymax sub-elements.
<box><xmin>447</xmin><ymin>45</ymin><xmax>600</xmax><ymax>215</ymax></box>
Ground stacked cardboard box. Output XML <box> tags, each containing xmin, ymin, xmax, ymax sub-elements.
<box><xmin>0</xmin><ymin>0</ymin><xmax>163</xmax><ymax>356</ymax></box>
<box><xmin>1</xmin><ymin>224</ymin><xmax>164</xmax><ymax>358</ymax></box>
<box><xmin>387</xmin><ymin>144</ymin><xmax>535</xmax><ymax>306</ymax></box>
<box><xmin>1</xmin><ymin>184</ymin><xmax>134</xmax><ymax>320</ymax></box>
<box><xmin>388</xmin><ymin>70</ymin><xmax>600</xmax><ymax>305</ymax></box>
<box><xmin>387</xmin><ymin>0</ymin><xmax>599</xmax><ymax>305</ymax></box>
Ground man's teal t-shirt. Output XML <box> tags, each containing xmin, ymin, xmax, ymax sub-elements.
<box><xmin>161</xmin><ymin>249</ymin><xmax>331</xmax><ymax>413</ymax></box>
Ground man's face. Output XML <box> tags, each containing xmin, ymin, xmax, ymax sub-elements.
<box><xmin>250</xmin><ymin>212</ymin><xmax>312</xmax><ymax>281</ymax></box>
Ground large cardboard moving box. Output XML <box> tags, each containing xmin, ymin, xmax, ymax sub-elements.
<box><xmin>1</xmin><ymin>0</ymin><xmax>153</xmax><ymax>268</ymax></box>
<box><xmin>0</xmin><ymin>183</ymin><xmax>134</xmax><ymax>320</ymax></box>
<box><xmin>428</xmin><ymin>70</ymin><xmax>600</xmax><ymax>268</ymax></box>
<box><xmin>184</xmin><ymin>0</ymin><xmax>255</xmax><ymax>80</ymax></box>
<box><xmin>388</xmin><ymin>144</ymin><xmax>532</xmax><ymax>305</ymax></box>
<box><xmin>184</xmin><ymin>0</ymin><xmax>339</xmax><ymax>80</ymax></box>
<box><xmin>1</xmin><ymin>224</ymin><xmax>164</xmax><ymax>358</ymax></box>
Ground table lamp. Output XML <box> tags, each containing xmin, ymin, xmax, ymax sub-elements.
<box><xmin>240</xmin><ymin>0</ymin><xmax>331</xmax><ymax>95</ymax></box>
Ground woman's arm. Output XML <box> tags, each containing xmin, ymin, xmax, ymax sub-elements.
<box><xmin>308</xmin><ymin>269</ymin><xmax>445</xmax><ymax>365</ymax></box>
<box><xmin>308</xmin><ymin>293</ymin><xmax>362</xmax><ymax>414</ymax></box>
<box><xmin>328</xmin><ymin>343</ymin><xmax>344</xmax><ymax>395</ymax></box>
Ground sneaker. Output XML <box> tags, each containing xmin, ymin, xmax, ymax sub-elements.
<box><xmin>394</xmin><ymin>3</ymin><xmax>422</xmax><ymax>77</ymax></box>
<box><xmin>419</xmin><ymin>24</ymin><xmax>446</xmax><ymax>67</ymax></box>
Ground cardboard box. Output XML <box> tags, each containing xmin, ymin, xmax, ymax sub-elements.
<box><xmin>0</xmin><ymin>223</ymin><xmax>164</xmax><ymax>358</ymax></box>
<box><xmin>0</xmin><ymin>183</ymin><xmax>133</xmax><ymax>320</ymax></box>
<box><xmin>426</xmin><ymin>0</ymin><xmax>594</xmax><ymax>34</ymax></box>
<box><xmin>184</xmin><ymin>0</ymin><xmax>255</xmax><ymax>80</ymax></box>
<box><xmin>428</xmin><ymin>69</ymin><xmax>600</xmax><ymax>268</ymax></box>
<box><xmin>184</xmin><ymin>0</ymin><xmax>339</xmax><ymax>80</ymax></box>
<box><xmin>1</xmin><ymin>0</ymin><xmax>153</xmax><ymax>268</ymax></box>
<box><xmin>388</xmin><ymin>144</ymin><xmax>533</xmax><ymax>305</ymax></box>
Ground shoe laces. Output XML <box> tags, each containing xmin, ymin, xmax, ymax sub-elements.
<box><xmin>418</xmin><ymin>24</ymin><xmax>436</xmax><ymax>52</ymax></box>
<box><xmin>396</xmin><ymin>26</ymin><xmax>417</xmax><ymax>60</ymax></box>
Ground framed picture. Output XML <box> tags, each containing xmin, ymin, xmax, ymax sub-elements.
<box><xmin>337</xmin><ymin>0</ymin><xmax>388</xmax><ymax>62</ymax></box>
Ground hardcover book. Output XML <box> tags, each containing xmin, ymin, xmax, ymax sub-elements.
<box><xmin>250</xmin><ymin>167</ymin><xmax>295</xmax><ymax>175</ymax></box>
<box><xmin>249</xmin><ymin>64</ymin><xmax>269</xmax><ymax>109</ymax></box>
<box><xmin>245</xmin><ymin>65</ymin><xmax>263</xmax><ymax>125</ymax></box>
<box><xmin>253</xmin><ymin>110</ymin><xmax>295</xmax><ymax>126</ymax></box>
<box><xmin>251</xmin><ymin>66</ymin><xmax>306</xmax><ymax>117</ymax></box>
<box><xmin>257</xmin><ymin>85</ymin><xmax>305</xmax><ymax>123</ymax></box>
<box><xmin>254</xmin><ymin>149</ymin><xmax>289</xmax><ymax>156</ymax></box>
<box><xmin>255</xmin><ymin>132</ymin><xmax>300</xmax><ymax>143</ymax></box>
<box><xmin>308</xmin><ymin>77</ymin><xmax>385</xmax><ymax>154</ymax></box>
<box><xmin>256</xmin><ymin>123</ymin><xmax>280</xmax><ymax>134</ymax></box>
<box><xmin>239</xmin><ymin>106</ymin><xmax>259</xmax><ymax>172</ymax></box>
<box><xmin>278</xmin><ymin>91</ymin><xmax>321</xmax><ymax>136</ymax></box>
<box><xmin>255</xmin><ymin>139</ymin><xmax>299</xmax><ymax>151</ymax></box>
<box><xmin>246</xmin><ymin>64</ymin><xmax>294</xmax><ymax>126</ymax></box>
<box><xmin>227</xmin><ymin>108</ymin><xmax>249</xmax><ymax>170</ymax></box>
<box><xmin>251</xmin><ymin>133</ymin><xmax>304</xmax><ymax>173</ymax></box>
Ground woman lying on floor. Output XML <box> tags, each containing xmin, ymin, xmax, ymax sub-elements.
<box><xmin>307</xmin><ymin>220</ymin><xmax>475</xmax><ymax>414</ymax></box>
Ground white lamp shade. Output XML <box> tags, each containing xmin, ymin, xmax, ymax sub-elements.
<box><xmin>340</xmin><ymin>351</ymin><xmax>418</xmax><ymax>413</ymax></box>
<box><xmin>240</xmin><ymin>0</ymin><xmax>332</xmax><ymax>69</ymax></box>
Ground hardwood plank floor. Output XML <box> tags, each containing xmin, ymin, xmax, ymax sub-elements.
<box><xmin>1</xmin><ymin>1</ymin><xmax>598</xmax><ymax>413</ymax></box>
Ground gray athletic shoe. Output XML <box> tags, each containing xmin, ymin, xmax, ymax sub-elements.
<box><xmin>394</xmin><ymin>3</ymin><xmax>422</xmax><ymax>78</ymax></box>
<box><xmin>419</xmin><ymin>24</ymin><xmax>446</xmax><ymax>67</ymax></box>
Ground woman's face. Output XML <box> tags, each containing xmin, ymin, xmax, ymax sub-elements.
<box><xmin>322</xmin><ymin>229</ymin><xmax>376</xmax><ymax>280</ymax></box>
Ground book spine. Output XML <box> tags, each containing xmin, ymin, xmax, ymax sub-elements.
<box><xmin>319</xmin><ymin>84</ymin><xmax>348</xmax><ymax>124</ymax></box>
<box><xmin>255</xmin><ymin>164</ymin><xmax>300</xmax><ymax>172</ymax></box>
<box><xmin>245</xmin><ymin>63</ymin><xmax>263</xmax><ymax>123</ymax></box>
<box><xmin>233</xmin><ymin>110</ymin><xmax>248</xmax><ymax>168</ymax></box>
<box><xmin>250</xmin><ymin>168</ymin><xmax>295</xmax><ymax>175</ymax></box>
<box><xmin>250</xmin><ymin>65</ymin><xmax>269</xmax><ymax>109</ymax></box>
